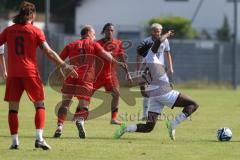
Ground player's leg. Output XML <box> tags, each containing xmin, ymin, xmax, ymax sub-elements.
<box><xmin>105</xmin><ymin>77</ymin><xmax>122</xmax><ymax>125</ymax></box>
<box><xmin>74</xmin><ymin>81</ymin><xmax>93</xmax><ymax>138</ymax></box>
<box><xmin>33</xmin><ymin>101</ymin><xmax>51</xmax><ymax>150</ymax></box>
<box><xmin>24</xmin><ymin>77</ymin><xmax>51</xmax><ymax>150</ymax></box>
<box><xmin>110</xmin><ymin>87</ymin><xmax>122</xmax><ymax>125</ymax></box>
<box><xmin>114</xmin><ymin>111</ymin><xmax>159</xmax><ymax>139</ymax></box>
<box><xmin>54</xmin><ymin>94</ymin><xmax>73</xmax><ymax>138</ymax></box>
<box><xmin>75</xmin><ymin>99</ymin><xmax>89</xmax><ymax>139</ymax></box>
<box><xmin>5</xmin><ymin>77</ymin><xmax>24</xmax><ymax>149</ymax></box>
<box><xmin>114</xmin><ymin>97</ymin><xmax>162</xmax><ymax>138</ymax></box>
<box><xmin>8</xmin><ymin>102</ymin><xmax>20</xmax><ymax>149</ymax></box>
<box><xmin>166</xmin><ymin>92</ymin><xmax>199</xmax><ymax>140</ymax></box>
<box><xmin>142</xmin><ymin>97</ymin><xmax>149</xmax><ymax>121</ymax></box>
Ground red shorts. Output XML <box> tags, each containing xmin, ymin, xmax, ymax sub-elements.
<box><xmin>62</xmin><ymin>76</ymin><xmax>93</xmax><ymax>102</ymax></box>
<box><xmin>93</xmin><ymin>74</ymin><xmax>119</xmax><ymax>92</ymax></box>
<box><xmin>4</xmin><ymin>77</ymin><xmax>44</xmax><ymax>102</ymax></box>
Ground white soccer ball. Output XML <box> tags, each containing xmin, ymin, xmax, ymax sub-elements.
<box><xmin>217</xmin><ymin>127</ymin><xmax>232</xmax><ymax>141</ymax></box>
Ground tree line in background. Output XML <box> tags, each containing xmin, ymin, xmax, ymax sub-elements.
<box><xmin>148</xmin><ymin>15</ymin><xmax>231</xmax><ymax>41</ymax></box>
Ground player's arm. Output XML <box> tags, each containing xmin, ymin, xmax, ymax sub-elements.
<box><xmin>0</xmin><ymin>45</ymin><xmax>7</xmax><ymax>79</ymax></box>
<box><xmin>119</xmin><ymin>54</ymin><xmax>133</xmax><ymax>84</ymax></box>
<box><xmin>100</xmin><ymin>49</ymin><xmax>127</xmax><ymax>70</ymax></box>
<box><xmin>165</xmin><ymin>51</ymin><xmax>174</xmax><ymax>74</ymax></box>
<box><xmin>136</xmin><ymin>54</ymin><xmax>142</xmax><ymax>71</ymax></box>
<box><xmin>151</xmin><ymin>30</ymin><xmax>174</xmax><ymax>53</ymax></box>
<box><xmin>40</xmin><ymin>42</ymin><xmax>78</xmax><ymax>78</ymax></box>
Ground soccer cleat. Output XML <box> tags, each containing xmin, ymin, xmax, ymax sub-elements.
<box><xmin>35</xmin><ymin>140</ymin><xmax>51</xmax><ymax>150</ymax></box>
<box><xmin>53</xmin><ymin>128</ymin><xmax>62</xmax><ymax>138</ymax></box>
<box><xmin>110</xmin><ymin>119</ymin><xmax>122</xmax><ymax>125</ymax></box>
<box><xmin>76</xmin><ymin>120</ymin><xmax>86</xmax><ymax>139</ymax></box>
<box><xmin>9</xmin><ymin>144</ymin><xmax>19</xmax><ymax>150</ymax></box>
<box><xmin>166</xmin><ymin>120</ymin><xmax>176</xmax><ymax>140</ymax></box>
<box><xmin>114</xmin><ymin>123</ymin><xmax>127</xmax><ymax>139</ymax></box>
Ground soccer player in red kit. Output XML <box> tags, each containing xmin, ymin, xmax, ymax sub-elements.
<box><xmin>0</xmin><ymin>1</ymin><xmax>77</xmax><ymax>150</ymax></box>
<box><xmin>53</xmin><ymin>25</ymin><xmax>126</xmax><ymax>138</ymax></box>
<box><xmin>94</xmin><ymin>23</ymin><xmax>132</xmax><ymax>125</ymax></box>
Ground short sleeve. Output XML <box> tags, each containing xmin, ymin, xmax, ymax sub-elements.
<box><xmin>94</xmin><ymin>42</ymin><xmax>104</xmax><ymax>55</ymax></box>
<box><xmin>0</xmin><ymin>28</ymin><xmax>7</xmax><ymax>46</ymax></box>
<box><xmin>137</xmin><ymin>39</ymin><xmax>153</xmax><ymax>57</ymax></box>
<box><xmin>0</xmin><ymin>45</ymin><xmax>4</xmax><ymax>54</ymax></box>
<box><xmin>59</xmin><ymin>45</ymin><xmax>69</xmax><ymax>60</ymax></box>
<box><xmin>36</xmin><ymin>29</ymin><xmax>46</xmax><ymax>46</ymax></box>
<box><xmin>164</xmin><ymin>39</ymin><xmax>170</xmax><ymax>52</ymax></box>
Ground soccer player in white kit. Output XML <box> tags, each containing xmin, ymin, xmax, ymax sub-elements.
<box><xmin>0</xmin><ymin>44</ymin><xmax>7</xmax><ymax>79</ymax></box>
<box><xmin>136</xmin><ymin>23</ymin><xmax>174</xmax><ymax>120</ymax></box>
<box><xmin>115</xmin><ymin>30</ymin><xmax>199</xmax><ymax>140</ymax></box>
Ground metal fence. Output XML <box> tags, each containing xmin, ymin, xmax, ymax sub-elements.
<box><xmin>21</xmin><ymin>34</ymin><xmax>240</xmax><ymax>86</ymax></box>
<box><xmin>1</xmin><ymin>33</ymin><xmax>239</xmax><ymax>86</ymax></box>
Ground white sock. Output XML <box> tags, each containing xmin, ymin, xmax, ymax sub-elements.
<box><xmin>143</xmin><ymin>98</ymin><xmax>149</xmax><ymax>117</ymax></box>
<box><xmin>171</xmin><ymin>112</ymin><xmax>187</xmax><ymax>129</ymax></box>
<box><xmin>78</xmin><ymin>119</ymin><xmax>84</xmax><ymax>125</ymax></box>
<box><xmin>126</xmin><ymin>124</ymin><xmax>137</xmax><ymax>132</ymax></box>
<box><xmin>57</xmin><ymin>123</ymin><xmax>63</xmax><ymax>130</ymax></box>
<box><xmin>12</xmin><ymin>134</ymin><xmax>19</xmax><ymax>146</ymax></box>
<box><xmin>36</xmin><ymin>129</ymin><xmax>44</xmax><ymax>141</ymax></box>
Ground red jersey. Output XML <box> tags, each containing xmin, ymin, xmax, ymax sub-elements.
<box><xmin>97</xmin><ymin>39</ymin><xmax>124</xmax><ymax>78</ymax></box>
<box><xmin>0</xmin><ymin>23</ymin><xmax>46</xmax><ymax>77</ymax></box>
<box><xmin>60</xmin><ymin>38</ymin><xmax>104</xmax><ymax>83</ymax></box>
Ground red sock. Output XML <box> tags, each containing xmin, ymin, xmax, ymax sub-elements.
<box><xmin>74</xmin><ymin>107</ymin><xmax>89</xmax><ymax>120</ymax></box>
<box><xmin>112</xmin><ymin>111</ymin><xmax>118</xmax><ymax>120</ymax></box>
<box><xmin>8</xmin><ymin>110</ymin><xmax>19</xmax><ymax>135</ymax></box>
<box><xmin>35</xmin><ymin>107</ymin><xmax>45</xmax><ymax>129</ymax></box>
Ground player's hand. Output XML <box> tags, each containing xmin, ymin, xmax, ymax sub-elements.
<box><xmin>118</xmin><ymin>62</ymin><xmax>128</xmax><ymax>70</ymax></box>
<box><xmin>60</xmin><ymin>63</ymin><xmax>78</xmax><ymax>78</ymax></box>
<box><xmin>161</xmin><ymin>30</ymin><xmax>174</xmax><ymax>42</ymax></box>
<box><xmin>3</xmin><ymin>71</ymin><xmax>7</xmax><ymax>80</ymax></box>
<box><xmin>167</xmin><ymin>69</ymin><xmax>174</xmax><ymax>75</ymax></box>
<box><xmin>167</xmin><ymin>70</ymin><xmax>174</xmax><ymax>89</ymax></box>
<box><xmin>126</xmin><ymin>72</ymin><xmax>133</xmax><ymax>85</ymax></box>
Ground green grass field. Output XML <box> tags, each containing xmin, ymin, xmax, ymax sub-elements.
<box><xmin>0</xmin><ymin>85</ymin><xmax>240</xmax><ymax>160</ymax></box>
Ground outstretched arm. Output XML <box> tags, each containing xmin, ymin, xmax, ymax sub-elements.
<box><xmin>151</xmin><ymin>30</ymin><xmax>174</xmax><ymax>53</ymax></box>
<box><xmin>100</xmin><ymin>49</ymin><xmax>127</xmax><ymax>71</ymax></box>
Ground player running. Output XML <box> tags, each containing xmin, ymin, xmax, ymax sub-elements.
<box><xmin>0</xmin><ymin>1</ymin><xmax>78</xmax><ymax>150</ymax></box>
<box><xmin>0</xmin><ymin>44</ymin><xmax>7</xmax><ymax>79</ymax></box>
<box><xmin>136</xmin><ymin>23</ymin><xmax>174</xmax><ymax>120</ymax></box>
<box><xmin>53</xmin><ymin>25</ymin><xmax>127</xmax><ymax>138</ymax></box>
<box><xmin>114</xmin><ymin>30</ymin><xmax>199</xmax><ymax>140</ymax></box>
<box><xmin>93</xmin><ymin>23</ymin><xmax>132</xmax><ymax>125</ymax></box>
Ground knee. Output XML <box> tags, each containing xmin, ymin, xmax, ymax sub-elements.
<box><xmin>192</xmin><ymin>101</ymin><xmax>199</xmax><ymax>111</ymax></box>
<box><xmin>186</xmin><ymin>101</ymin><xmax>199</xmax><ymax>113</ymax></box>
<box><xmin>34</xmin><ymin>101</ymin><xmax>44</xmax><ymax>108</ymax></box>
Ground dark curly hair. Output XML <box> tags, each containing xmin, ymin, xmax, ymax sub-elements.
<box><xmin>101</xmin><ymin>23</ymin><xmax>114</xmax><ymax>34</ymax></box>
<box><xmin>13</xmin><ymin>1</ymin><xmax>36</xmax><ymax>24</ymax></box>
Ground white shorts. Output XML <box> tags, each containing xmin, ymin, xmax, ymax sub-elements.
<box><xmin>148</xmin><ymin>90</ymin><xmax>180</xmax><ymax>114</ymax></box>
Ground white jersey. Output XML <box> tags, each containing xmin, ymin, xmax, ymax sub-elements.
<box><xmin>142</xmin><ymin>50</ymin><xmax>170</xmax><ymax>94</ymax></box>
<box><xmin>155</xmin><ymin>39</ymin><xmax>170</xmax><ymax>67</ymax></box>
<box><xmin>138</xmin><ymin>36</ymin><xmax>170</xmax><ymax>66</ymax></box>
<box><xmin>0</xmin><ymin>45</ymin><xmax>4</xmax><ymax>54</ymax></box>
<box><xmin>142</xmin><ymin>43</ymin><xmax>179</xmax><ymax>113</ymax></box>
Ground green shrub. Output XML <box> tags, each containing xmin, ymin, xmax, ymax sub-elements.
<box><xmin>147</xmin><ymin>16</ymin><xmax>198</xmax><ymax>39</ymax></box>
